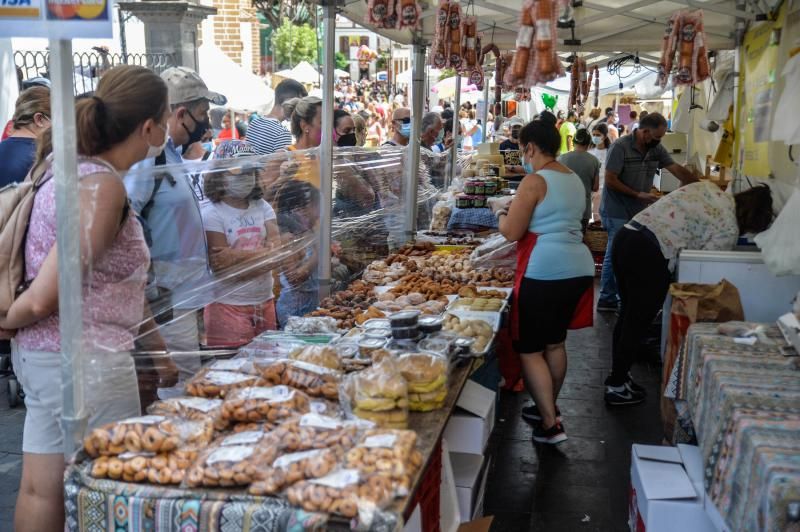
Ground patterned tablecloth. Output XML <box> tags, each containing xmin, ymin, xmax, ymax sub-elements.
<box><xmin>667</xmin><ymin>323</ymin><xmax>800</xmax><ymax>532</ymax></box>
<box><xmin>64</xmin><ymin>463</ymin><xmax>400</xmax><ymax>532</ymax></box>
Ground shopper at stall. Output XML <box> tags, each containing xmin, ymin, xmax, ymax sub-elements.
<box><xmin>125</xmin><ymin>66</ymin><xmax>225</xmax><ymax>385</ymax></box>
<box><xmin>217</xmin><ymin>111</ymin><xmax>240</xmax><ymax>141</ymax></box>
<box><xmin>353</xmin><ymin>112</ymin><xmax>368</xmax><ymax>147</ymax></box>
<box><xmin>1</xmin><ymin>65</ymin><xmax>177</xmax><ymax>532</ymax></box>
<box><xmin>201</xmin><ymin>143</ymin><xmax>281</xmax><ymax>347</ymax></box>
<box><xmin>559</xmin><ymin>110</ymin><xmax>578</xmax><ymax>154</ymax></box>
<box><xmin>491</xmin><ymin>119</ymin><xmax>594</xmax><ymax>445</ymax></box>
<box><xmin>589</xmin><ymin>123</ymin><xmax>611</xmax><ymax>221</ymax></box>
<box><xmin>605</xmin><ymin>182</ymin><xmax>774</xmax><ymax>405</ymax></box>
<box><xmin>603</xmin><ymin>108</ymin><xmax>620</xmax><ymax>141</ymax></box>
<box><xmin>500</xmin><ymin>116</ymin><xmax>526</xmax><ymax>175</ymax></box>
<box><xmin>0</xmin><ymin>86</ymin><xmax>50</xmax><ymax>188</ymax></box>
<box><xmin>585</xmin><ymin>107</ymin><xmax>603</xmax><ymax>131</ymax></box>
<box><xmin>275</xmin><ymin>180</ymin><xmax>321</xmax><ymax>326</ymax></box>
<box><xmin>383</xmin><ymin>107</ymin><xmax>411</xmax><ymax>147</ymax></box>
<box><xmin>558</xmin><ymin>129</ymin><xmax>600</xmax><ymax>231</ymax></box>
<box><xmin>420</xmin><ymin>111</ymin><xmax>444</xmax><ymax>151</ymax></box>
<box><xmin>333</xmin><ymin>109</ymin><xmax>358</xmax><ymax>147</ymax></box>
<box><xmin>248</xmin><ymin>79</ymin><xmax>308</xmax><ymax>155</ymax></box>
<box><xmin>597</xmin><ymin>112</ymin><xmax>698</xmax><ymax>312</ymax></box>
<box><xmin>282</xmin><ymin>96</ymin><xmax>323</xmax><ymax>188</ymax></box>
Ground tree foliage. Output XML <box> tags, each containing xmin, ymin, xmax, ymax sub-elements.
<box><xmin>273</xmin><ymin>21</ymin><xmax>318</xmax><ymax>69</ymax></box>
<box><xmin>335</xmin><ymin>52</ymin><xmax>349</xmax><ymax>71</ymax></box>
<box><xmin>252</xmin><ymin>0</ymin><xmax>310</xmax><ymax>30</ymax></box>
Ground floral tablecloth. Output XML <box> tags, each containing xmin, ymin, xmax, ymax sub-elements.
<box><xmin>666</xmin><ymin>323</ymin><xmax>800</xmax><ymax>532</ymax></box>
<box><xmin>64</xmin><ymin>464</ymin><xmax>400</xmax><ymax>532</ymax></box>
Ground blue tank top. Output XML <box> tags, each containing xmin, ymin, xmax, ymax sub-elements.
<box><xmin>525</xmin><ymin>169</ymin><xmax>595</xmax><ymax>280</ymax></box>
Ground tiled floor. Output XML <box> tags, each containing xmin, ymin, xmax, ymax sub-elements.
<box><xmin>484</xmin><ymin>311</ymin><xmax>664</xmax><ymax>532</ymax></box>
<box><xmin>0</xmin><ymin>310</ymin><xmax>663</xmax><ymax>531</ymax></box>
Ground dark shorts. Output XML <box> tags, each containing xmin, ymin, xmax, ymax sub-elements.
<box><xmin>514</xmin><ymin>276</ymin><xmax>594</xmax><ymax>354</ymax></box>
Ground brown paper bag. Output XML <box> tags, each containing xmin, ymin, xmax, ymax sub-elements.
<box><xmin>661</xmin><ymin>279</ymin><xmax>744</xmax><ymax>443</ymax></box>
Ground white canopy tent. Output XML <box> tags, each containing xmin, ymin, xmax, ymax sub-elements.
<box><xmin>274</xmin><ymin>60</ymin><xmax>322</xmax><ymax>85</ymax></box>
<box><xmin>198</xmin><ymin>43</ymin><xmax>274</xmax><ymax>113</ymax></box>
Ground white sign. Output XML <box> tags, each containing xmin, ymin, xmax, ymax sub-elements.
<box><xmin>0</xmin><ymin>0</ymin><xmax>113</xmax><ymax>38</ymax></box>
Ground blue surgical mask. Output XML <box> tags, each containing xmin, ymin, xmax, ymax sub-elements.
<box><xmin>435</xmin><ymin>129</ymin><xmax>445</xmax><ymax>144</ymax></box>
<box><xmin>400</xmin><ymin>123</ymin><xmax>412</xmax><ymax>138</ymax></box>
<box><xmin>591</xmin><ymin>135</ymin><xmax>603</xmax><ymax>145</ymax></box>
<box><xmin>521</xmin><ymin>151</ymin><xmax>534</xmax><ymax>174</ymax></box>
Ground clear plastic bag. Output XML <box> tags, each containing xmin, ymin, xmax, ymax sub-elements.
<box><xmin>249</xmin><ymin>447</ymin><xmax>342</xmax><ymax>496</ymax></box>
<box><xmin>90</xmin><ymin>449</ymin><xmax>198</xmax><ymax>485</ymax></box>
<box><xmin>285</xmin><ymin>469</ymin><xmax>395</xmax><ymax>520</ymax></box>
<box><xmin>284</xmin><ymin>316</ymin><xmax>341</xmax><ymax>334</ymax></box>
<box><xmin>185</xmin><ymin>442</ymin><xmax>278</xmax><ymax>488</ymax></box>
<box><xmin>270</xmin><ymin>413</ymin><xmax>362</xmax><ymax>453</ymax></box>
<box><xmin>83</xmin><ymin>414</ymin><xmax>214</xmax><ymax>457</ymax></box>
<box><xmin>469</xmin><ymin>233</ymin><xmax>517</xmax><ymax>270</ymax></box>
<box><xmin>288</xmin><ymin>344</ymin><xmax>342</xmax><ymax>370</ymax></box>
<box><xmin>344</xmin><ymin>428</ymin><xmax>423</xmax><ymax>496</ymax></box>
<box><xmin>147</xmin><ymin>396</ymin><xmax>226</xmax><ymax>431</ymax></box>
<box><xmin>345</xmin><ymin>358</ymin><xmax>409</xmax><ymax>429</ymax></box>
<box><xmin>258</xmin><ymin>359</ymin><xmax>342</xmax><ymax>400</ymax></box>
<box><xmin>220</xmin><ymin>385</ymin><xmax>311</xmax><ymax>426</ymax></box>
<box><xmin>396</xmin><ymin>353</ymin><xmax>448</xmax><ymax>411</ymax></box>
<box><xmin>754</xmin><ymin>189</ymin><xmax>800</xmax><ymax>276</ymax></box>
<box><xmin>184</xmin><ymin>368</ymin><xmax>263</xmax><ymax>398</ymax></box>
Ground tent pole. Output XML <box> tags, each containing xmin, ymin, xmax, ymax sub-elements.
<box><xmin>448</xmin><ymin>75</ymin><xmax>462</xmax><ymax>188</ymax></box>
<box><xmin>318</xmin><ymin>0</ymin><xmax>335</xmax><ymax>298</ymax></box>
<box><xmin>51</xmin><ymin>38</ymin><xmax>86</xmax><ymax>458</ymax></box>
<box><xmin>405</xmin><ymin>43</ymin><xmax>425</xmax><ymax>242</ymax></box>
<box><xmin>481</xmin><ymin>74</ymin><xmax>490</xmax><ymax>143</ymax></box>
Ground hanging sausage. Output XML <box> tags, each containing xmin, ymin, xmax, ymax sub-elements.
<box><xmin>397</xmin><ymin>0</ymin><xmax>421</xmax><ymax>29</ymax></box>
<box><xmin>658</xmin><ymin>10</ymin><xmax>710</xmax><ymax>88</ymax></box>
<box><xmin>431</xmin><ymin>0</ymin><xmax>450</xmax><ymax>68</ymax></box>
<box><xmin>593</xmin><ymin>65</ymin><xmax>599</xmax><ymax>108</ymax></box>
<box><xmin>507</xmin><ymin>0</ymin><xmax>536</xmax><ymax>85</ymax></box>
<box><xmin>447</xmin><ymin>2</ymin><xmax>463</xmax><ymax>70</ymax></box>
<box><xmin>533</xmin><ymin>0</ymin><xmax>555</xmax><ymax>77</ymax></box>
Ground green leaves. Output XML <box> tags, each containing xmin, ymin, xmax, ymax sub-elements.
<box><xmin>273</xmin><ymin>21</ymin><xmax>318</xmax><ymax>69</ymax></box>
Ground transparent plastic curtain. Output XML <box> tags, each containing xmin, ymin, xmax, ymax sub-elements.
<box><xmin>53</xmin><ymin>144</ymin><xmax>447</xmax><ymax>433</ymax></box>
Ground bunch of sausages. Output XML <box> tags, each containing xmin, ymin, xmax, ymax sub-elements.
<box><xmin>431</xmin><ymin>0</ymin><xmax>483</xmax><ymax>83</ymax></box>
<box><xmin>568</xmin><ymin>59</ymin><xmax>599</xmax><ymax>111</ymax></box>
<box><xmin>367</xmin><ymin>0</ymin><xmax>421</xmax><ymax>30</ymax></box>
<box><xmin>504</xmin><ymin>0</ymin><xmax>565</xmax><ymax>87</ymax></box>
<box><xmin>657</xmin><ymin>9</ymin><xmax>710</xmax><ymax>88</ymax></box>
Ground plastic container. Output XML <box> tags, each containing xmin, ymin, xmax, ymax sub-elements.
<box><xmin>455</xmin><ymin>194</ymin><xmax>472</xmax><ymax>208</ymax></box>
<box><xmin>471</xmin><ymin>195</ymin><xmax>487</xmax><ymax>208</ymax></box>
<box><xmin>388</xmin><ymin>310</ymin><xmax>420</xmax><ymax>328</ymax></box>
<box><xmin>483</xmin><ymin>179</ymin><xmax>498</xmax><ymax>195</ymax></box>
<box><xmin>358</xmin><ymin>337</ymin><xmax>387</xmax><ymax>358</ymax></box>
<box><xmin>472</xmin><ymin>180</ymin><xmax>486</xmax><ymax>195</ymax></box>
<box><xmin>463</xmin><ymin>181</ymin><xmax>477</xmax><ymax>194</ymax></box>
<box><xmin>362</xmin><ymin>318</ymin><xmax>391</xmax><ymax>330</ymax></box>
<box><xmin>418</xmin><ymin>315</ymin><xmax>444</xmax><ymax>334</ymax></box>
<box><xmin>392</xmin><ymin>324</ymin><xmax>421</xmax><ymax>340</ymax></box>
<box><xmin>364</xmin><ymin>328</ymin><xmax>392</xmax><ymax>339</ymax></box>
<box><xmin>417</xmin><ymin>337</ymin><xmax>451</xmax><ymax>357</ymax></box>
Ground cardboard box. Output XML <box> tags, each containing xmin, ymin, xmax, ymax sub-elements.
<box><xmin>444</xmin><ymin>380</ymin><xmax>496</xmax><ymax>455</ymax></box>
<box><xmin>629</xmin><ymin>444</ymin><xmax>716</xmax><ymax>532</ymax></box>
<box><xmin>450</xmin><ymin>452</ymin><xmax>491</xmax><ymax>523</ymax></box>
<box><xmin>457</xmin><ymin>516</ymin><xmax>493</xmax><ymax>532</ymax></box>
<box><xmin>440</xmin><ymin>439</ymin><xmax>462</xmax><ymax>532</ymax></box>
<box><xmin>403</xmin><ymin>505</ymin><xmax>422</xmax><ymax>532</ymax></box>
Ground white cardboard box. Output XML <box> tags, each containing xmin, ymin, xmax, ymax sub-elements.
<box><xmin>450</xmin><ymin>452</ymin><xmax>491</xmax><ymax>523</ymax></box>
<box><xmin>629</xmin><ymin>444</ymin><xmax>716</xmax><ymax>532</ymax></box>
<box><xmin>440</xmin><ymin>439</ymin><xmax>462</xmax><ymax>532</ymax></box>
<box><xmin>443</xmin><ymin>380</ymin><xmax>497</xmax><ymax>455</ymax></box>
<box><xmin>403</xmin><ymin>504</ymin><xmax>422</xmax><ymax>532</ymax></box>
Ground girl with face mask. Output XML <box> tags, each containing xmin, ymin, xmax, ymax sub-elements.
<box><xmin>589</xmin><ymin>124</ymin><xmax>611</xmax><ymax>222</ymax></box>
<box><xmin>282</xmin><ymin>96</ymin><xmax>323</xmax><ymax>189</ymax></box>
<box><xmin>201</xmin><ymin>142</ymin><xmax>282</xmax><ymax>347</ymax></box>
<box><xmin>333</xmin><ymin>110</ymin><xmax>358</xmax><ymax>147</ymax></box>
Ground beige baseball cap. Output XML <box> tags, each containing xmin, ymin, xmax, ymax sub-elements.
<box><xmin>506</xmin><ymin>116</ymin><xmax>525</xmax><ymax>128</ymax></box>
<box><xmin>161</xmin><ymin>67</ymin><xmax>227</xmax><ymax>106</ymax></box>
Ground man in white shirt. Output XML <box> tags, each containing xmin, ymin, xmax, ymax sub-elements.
<box><xmin>247</xmin><ymin>79</ymin><xmax>308</xmax><ymax>155</ymax></box>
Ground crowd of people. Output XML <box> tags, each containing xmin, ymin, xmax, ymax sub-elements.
<box><xmin>0</xmin><ymin>61</ymin><xmax>778</xmax><ymax>527</ymax></box>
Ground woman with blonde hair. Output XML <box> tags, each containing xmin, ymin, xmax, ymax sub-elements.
<box><xmin>0</xmin><ymin>65</ymin><xmax>175</xmax><ymax>532</ymax></box>
<box><xmin>0</xmin><ymin>86</ymin><xmax>51</xmax><ymax>187</ymax></box>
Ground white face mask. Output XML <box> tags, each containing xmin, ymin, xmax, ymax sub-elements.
<box><xmin>224</xmin><ymin>173</ymin><xmax>256</xmax><ymax>199</ymax></box>
<box><xmin>146</xmin><ymin>123</ymin><xmax>169</xmax><ymax>159</ymax></box>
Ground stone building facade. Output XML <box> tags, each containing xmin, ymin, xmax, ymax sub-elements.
<box><xmin>204</xmin><ymin>0</ymin><xmax>262</xmax><ymax>74</ymax></box>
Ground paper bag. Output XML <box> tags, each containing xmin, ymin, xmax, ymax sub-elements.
<box><xmin>661</xmin><ymin>279</ymin><xmax>744</xmax><ymax>443</ymax></box>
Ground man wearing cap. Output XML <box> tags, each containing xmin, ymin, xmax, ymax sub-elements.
<box><xmin>125</xmin><ymin>67</ymin><xmax>227</xmax><ymax>395</ymax></box>
<box><xmin>500</xmin><ymin>116</ymin><xmax>526</xmax><ymax>175</ymax></box>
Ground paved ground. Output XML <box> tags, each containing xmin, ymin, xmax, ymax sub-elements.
<box><xmin>0</xmin><ymin>308</ymin><xmax>662</xmax><ymax>531</ymax></box>
<box><xmin>484</xmin><ymin>310</ymin><xmax>664</xmax><ymax>531</ymax></box>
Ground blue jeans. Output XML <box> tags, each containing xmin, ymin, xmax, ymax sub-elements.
<box><xmin>599</xmin><ymin>215</ymin><xmax>628</xmax><ymax>304</ymax></box>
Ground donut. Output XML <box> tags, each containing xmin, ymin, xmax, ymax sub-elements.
<box><xmin>310</xmin><ymin>486</ymin><xmax>326</xmax><ymax>506</ymax></box>
<box><xmin>124</xmin><ymin>431</ymin><xmax>142</xmax><ymax>453</ymax></box>
<box><xmin>107</xmin><ymin>458</ymin><xmax>123</xmax><ymax>480</ymax></box>
<box><xmin>151</xmin><ymin>455</ymin><xmax>168</xmax><ymax>470</ymax></box>
<box><xmin>284</xmin><ymin>432</ymin><xmax>301</xmax><ymax>450</ymax></box>
<box><xmin>142</xmin><ymin>427</ymin><xmax>164</xmax><ymax>453</ymax></box>
<box><xmin>110</xmin><ymin>426</ymin><xmax>126</xmax><ymax>446</ymax></box>
<box><xmin>91</xmin><ymin>457</ymin><xmax>109</xmax><ymax>477</ymax></box>
<box><xmin>134</xmin><ymin>469</ymin><xmax>148</xmax><ymax>483</ymax></box>
<box><xmin>83</xmin><ymin>435</ymin><xmax>97</xmax><ymax>457</ymax></box>
<box><xmin>233</xmin><ymin>472</ymin><xmax>250</xmax><ymax>485</ymax></box>
<box><xmin>339</xmin><ymin>499</ymin><xmax>358</xmax><ymax>518</ymax></box>
<box><xmin>130</xmin><ymin>456</ymin><xmax>147</xmax><ymax>473</ymax></box>
<box><xmin>158</xmin><ymin>467</ymin><xmax>172</xmax><ymax>484</ymax></box>
<box><xmin>187</xmin><ymin>467</ymin><xmax>204</xmax><ymax>487</ymax></box>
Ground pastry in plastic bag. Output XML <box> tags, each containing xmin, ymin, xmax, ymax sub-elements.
<box><xmin>344</xmin><ymin>428</ymin><xmax>423</xmax><ymax>495</ymax></box>
<box><xmin>83</xmin><ymin>415</ymin><xmax>214</xmax><ymax>457</ymax></box>
<box><xmin>147</xmin><ymin>397</ymin><xmax>226</xmax><ymax>431</ymax></box>
<box><xmin>396</xmin><ymin>353</ymin><xmax>448</xmax><ymax>411</ymax></box>
<box><xmin>285</xmin><ymin>469</ymin><xmax>395</xmax><ymax>519</ymax></box>
<box><xmin>221</xmin><ymin>385</ymin><xmax>311</xmax><ymax>425</ymax></box>
<box><xmin>185</xmin><ymin>368</ymin><xmax>262</xmax><ymax>398</ymax></box>
<box><xmin>347</xmin><ymin>359</ymin><xmax>409</xmax><ymax>429</ymax></box>
<box><xmin>249</xmin><ymin>447</ymin><xmax>341</xmax><ymax>495</ymax></box>
<box><xmin>289</xmin><ymin>345</ymin><xmax>341</xmax><ymax>371</ymax></box>
<box><xmin>259</xmin><ymin>359</ymin><xmax>341</xmax><ymax>400</ymax></box>
<box><xmin>185</xmin><ymin>442</ymin><xmax>277</xmax><ymax>488</ymax></box>
<box><xmin>90</xmin><ymin>449</ymin><xmax>198</xmax><ymax>484</ymax></box>
<box><xmin>271</xmin><ymin>413</ymin><xmax>362</xmax><ymax>452</ymax></box>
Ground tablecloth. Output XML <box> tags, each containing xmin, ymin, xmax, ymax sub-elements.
<box><xmin>666</xmin><ymin>323</ymin><xmax>800</xmax><ymax>532</ymax></box>
<box><xmin>64</xmin><ymin>463</ymin><xmax>400</xmax><ymax>532</ymax></box>
<box><xmin>447</xmin><ymin>207</ymin><xmax>498</xmax><ymax>231</ymax></box>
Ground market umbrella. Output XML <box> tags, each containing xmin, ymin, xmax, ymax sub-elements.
<box><xmin>198</xmin><ymin>43</ymin><xmax>274</xmax><ymax>113</ymax></box>
<box><xmin>396</xmin><ymin>66</ymin><xmax>441</xmax><ymax>86</ymax></box>
<box><xmin>287</xmin><ymin>61</ymin><xmax>321</xmax><ymax>85</ymax></box>
<box><xmin>430</xmin><ymin>76</ymin><xmax>477</xmax><ymax>99</ymax></box>
<box><xmin>334</xmin><ymin>69</ymin><xmax>350</xmax><ymax>79</ymax></box>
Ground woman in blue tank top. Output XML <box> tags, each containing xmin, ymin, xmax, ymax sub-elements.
<box><xmin>491</xmin><ymin>119</ymin><xmax>594</xmax><ymax>445</ymax></box>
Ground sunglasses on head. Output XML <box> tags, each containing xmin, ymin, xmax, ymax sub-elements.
<box><xmin>394</xmin><ymin>117</ymin><xmax>411</xmax><ymax>124</ymax></box>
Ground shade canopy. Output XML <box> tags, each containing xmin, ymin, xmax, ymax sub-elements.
<box><xmin>198</xmin><ymin>43</ymin><xmax>274</xmax><ymax>113</ymax></box>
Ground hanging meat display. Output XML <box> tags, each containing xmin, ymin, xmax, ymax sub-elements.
<box><xmin>593</xmin><ymin>65</ymin><xmax>599</xmax><ymax>108</ymax></box>
<box><xmin>567</xmin><ymin>56</ymin><xmax>587</xmax><ymax>111</ymax></box>
<box><xmin>504</xmin><ymin>0</ymin><xmax>565</xmax><ymax>87</ymax></box>
<box><xmin>431</xmin><ymin>0</ymin><xmax>450</xmax><ymax>68</ymax></box>
<box><xmin>447</xmin><ymin>3</ymin><xmax>463</xmax><ymax>70</ymax></box>
<box><xmin>657</xmin><ymin>10</ymin><xmax>710</xmax><ymax>88</ymax></box>
<box><xmin>367</xmin><ymin>0</ymin><xmax>421</xmax><ymax>30</ymax></box>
